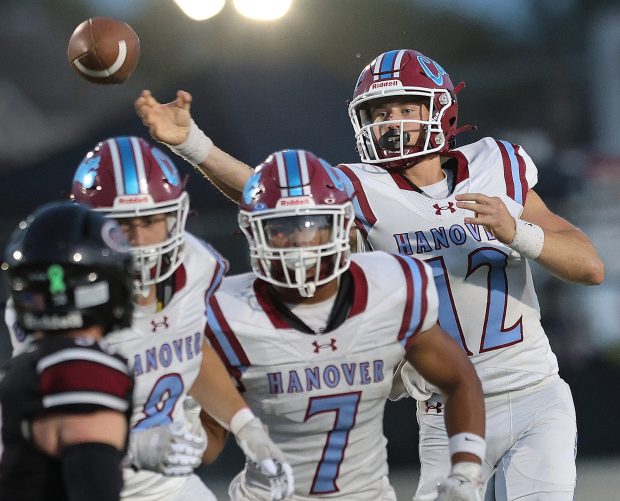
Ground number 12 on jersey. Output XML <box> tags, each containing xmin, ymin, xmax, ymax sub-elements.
<box><xmin>427</xmin><ymin>247</ymin><xmax>523</xmax><ymax>354</ymax></box>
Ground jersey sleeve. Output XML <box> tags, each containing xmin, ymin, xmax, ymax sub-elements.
<box><xmin>336</xmin><ymin>164</ymin><xmax>378</xmax><ymax>240</ymax></box>
<box><xmin>493</xmin><ymin>139</ymin><xmax>539</xmax><ymax>207</ymax></box>
<box><xmin>196</xmin><ymin>239</ymin><xmax>229</xmax><ymax>299</ymax></box>
<box><xmin>392</xmin><ymin>255</ymin><xmax>439</xmax><ymax>351</ymax></box>
<box><xmin>204</xmin><ymin>294</ymin><xmax>250</xmax><ymax>391</ymax></box>
<box><xmin>36</xmin><ymin>345</ymin><xmax>133</xmax><ymax>415</ymax></box>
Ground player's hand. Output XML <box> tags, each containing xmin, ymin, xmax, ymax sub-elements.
<box><xmin>234</xmin><ymin>416</ymin><xmax>295</xmax><ymax>500</ymax></box>
<box><xmin>135</xmin><ymin>89</ymin><xmax>193</xmax><ymax>146</ymax></box>
<box><xmin>435</xmin><ymin>462</ymin><xmax>483</xmax><ymax>501</ymax></box>
<box><xmin>455</xmin><ymin>193</ymin><xmax>516</xmax><ymax>244</ymax></box>
<box><xmin>125</xmin><ymin>420</ymin><xmax>206</xmax><ymax>476</ymax></box>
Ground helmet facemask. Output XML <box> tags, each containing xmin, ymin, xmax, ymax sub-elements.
<box><xmin>107</xmin><ymin>192</ymin><xmax>189</xmax><ymax>296</ymax></box>
<box><xmin>349</xmin><ymin>87</ymin><xmax>453</xmax><ymax>168</ymax></box>
<box><xmin>239</xmin><ymin>203</ymin><xmax>354</xmax><ymax>298</ymax></box>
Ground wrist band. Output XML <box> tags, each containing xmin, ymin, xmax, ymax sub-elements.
<box><xmin>169</xmin><ymin>119</ymin><xmax>213</xmax><ymax>165</ymax></box>
<box><xmin>508</xmin><ymin>218</ymin><xmax>544</xmax><ymax>259</ymax></box>
<box><xmin>448</xmin><ymin>432</ymin><xmax>486</xmax><ymax>461</ymax></box>
<box><xmin>230</xmin><ymin>407</ymin><xmax>255</xmax><ymax>435</ymax></box>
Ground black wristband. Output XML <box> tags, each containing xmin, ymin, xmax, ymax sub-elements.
<box><xmin>61</xmin><ymin>442</ymin><xmax>124</xmax><ymax>501</ymax></box>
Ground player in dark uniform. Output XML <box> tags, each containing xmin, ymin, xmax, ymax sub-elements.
<box><xmin>0</xmin><ymin>201</ymin><xmax>135</xmax><ymax>501</ymax></box>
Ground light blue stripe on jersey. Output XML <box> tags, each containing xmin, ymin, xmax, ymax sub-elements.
<box><xmin>116</xmin><ymin>137</ymin><xmax>140</xmax><ymax>195</ymax></box>
<box><xmin>400</xmin><ymin>257</ymin><xmax>424</xmax><ymax>347</ymax></box>
<box><xmin>499</xmin><ymin>140</ymin><xmax>524</xmax><ymax>205</ymax></box>
<box><xmin>380</xmin><ymin>50</ymin><xmax>399</xmax><ymax>79</ymax></box>
<box><xmin>206</xmin><ymin>305</ymin><xmax>243</xmax><ymax>369</ymax></box>
<box><xmin>283</xmin><ymin>150</ymin><xmax>303</xmax><ymax>196</ymax></box>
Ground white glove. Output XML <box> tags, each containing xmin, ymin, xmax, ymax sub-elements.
<box><xmin>183</xmin><ymin>395</ymin><xmax>205</xmax><ymax>436</ymax></box>
<box><xmin>125</xmin><ymin>420</ymin><xmax>206</xmax><ymax>476</ymax></box>
<box><xmin>232</xmin><ymin>410</ymin><xmax>294</xmax><ymax>501</ymax></box>
<box><xmin>436</xmin><ymin>462</ymin><xmax>483</xmax><ymax>501</ymax></box>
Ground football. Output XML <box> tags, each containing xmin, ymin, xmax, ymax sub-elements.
<box><xmin>67</xmin><ymin>17</ymin><xmax>140</xmax><ymax>84</ymax></box>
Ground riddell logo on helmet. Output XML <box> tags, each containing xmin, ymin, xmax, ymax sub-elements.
<box><xmin>116</xmin><ymin>195</ymin><xmax>151</xmax><ymax>204</ymax></box>
<box><xmin>369</xmin><ymin>80</ymin><xmax>403</xmax><ymax>90</ymax></box>
<box><xmin>277</xmin><ymin>197</ymin><xmax>314</xmax><ymax>207</ymax></box>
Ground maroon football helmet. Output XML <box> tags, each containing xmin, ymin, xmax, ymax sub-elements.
<box><xmin>348</xmin><ymin>49</ymin><xmax>467</xmax><ymax>170</ymax></box>
<box><xmin>71</xmin><ymin>136</ymin><xmax>189</xmax><ymax>292</ymax></box>
<box><xmin>239</xmin><ymin>149</ymin><xmax>354</xmax><ymax>297</ymax></box>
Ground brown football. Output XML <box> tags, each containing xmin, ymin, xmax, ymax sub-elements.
<box><xmin>67</xmin><ymin>17</ymin><xmax>140</xmax><ymax>84</ymax></box>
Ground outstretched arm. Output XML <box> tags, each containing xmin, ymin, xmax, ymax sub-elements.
<box><xmin>456</xmin><ymin>189</ymin><xmax>604</xmax><ymax>285</ymax></box>
<box><xmin>135</xmin><ymin>90</ymin><xmax>252</xmax><ymax>202</ymax></box>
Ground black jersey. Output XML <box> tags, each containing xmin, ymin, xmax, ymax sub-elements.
<box><xmin>0</xmin><ymin>335</ymin><xmax>133</xmax><ymax>501</ymax></box>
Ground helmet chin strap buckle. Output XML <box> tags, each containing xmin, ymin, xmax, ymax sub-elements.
<box><xmin>293</xmin><ymin>263</ymin><xmax>316</xmax><ymax>298</ymax></box>
<box><xmin>378</xmin><ymin>129</ymin><xmax>410</xmax><ymax>151</ymax></box>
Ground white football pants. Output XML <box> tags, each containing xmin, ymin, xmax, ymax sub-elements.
<box><xmin>122</xmin><ymin>473</ymin><xmax>218</xmax><ymax>501</ymax></box>
<box><xmin>413</xmin><ymin>376</ymin><xmax>577</xmax><ymax>501</ymax></box>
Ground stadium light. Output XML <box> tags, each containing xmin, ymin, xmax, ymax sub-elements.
<box><xmin>233</xmin><ymin>0</ymin><xmax>293</xmax><ymax>21</ymax></box>
<box><xmin>174</xmin><ymin>0</ymin><xmax>225</xmax><ymax>21</ymax></box>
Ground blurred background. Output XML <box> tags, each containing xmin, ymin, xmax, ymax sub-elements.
<box><xmin>1</xmin><ymin>0</ymin><xmax>619</xmax><ymax>497</ymax></box>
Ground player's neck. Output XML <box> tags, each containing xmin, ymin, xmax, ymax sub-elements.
<box><xmin>134</xmin><ymin>285</ymin><xmax>157</xmax><ymax>307</ymax></box>
<box><xmin>273</xmin><ymin>279</ymin><xmax>339</xmax><ymax>305</ymax></box>
<box><xmin>401</xmin><ymin>153</ymin><xmax>443</xmax><ymax>187</ymax></box>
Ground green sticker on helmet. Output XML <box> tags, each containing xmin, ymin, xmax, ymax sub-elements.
<box><xmin>47</xmin><ymin>264</ymin><xmax>66</xmax><ymax>294</ymax></box>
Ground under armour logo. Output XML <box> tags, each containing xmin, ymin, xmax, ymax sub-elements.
<box><xmin>151</xmin><ymin>316</ymin><xmax>169</xmax><ymax>332</ymax></box>
<box><xmin>433</xmin><ymin>202</ymin><xmax>456</xmax><ymax>215</ymax></box>
<box><xmin>424</xmin><ymin>401</ymin><xmax>443</xmax><ymax>414</ymax></box>
<box><xmin>312</xmin><ymin>338</ymin><xmax>337</xmax><ymax>353</ymax></box>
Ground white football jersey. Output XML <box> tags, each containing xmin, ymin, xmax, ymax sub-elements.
<box><xmin>6</xmin><ymin>233</ymin><xmax>227</xmax><ymax>499</ymax></box>
<box><xmin>338</xmin><ymin>137</ymin><xmax>558</xmax><ymax>395</ymax></box>
<box><xmin>206</xmin><ymin>252</ymin><xmax>438</xmax><ymax>500</ymax></box>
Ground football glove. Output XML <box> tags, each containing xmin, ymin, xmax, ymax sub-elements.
<box><xmin>233</xmin><ymin>413</ymin><xmax>294</xmax><ymax>500</ymax></box>
<box><xmin>436</xmin><ymin>462</ymin><xmax>483</xmax><ymax>501</ymax></box>
<box><xmin>125</xmin><ymin>420</ymin><xmax>206</xmax><ymax>476</ymax></box>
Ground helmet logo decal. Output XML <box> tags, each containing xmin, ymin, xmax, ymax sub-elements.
<box><xmin>242</xmin><ymin>171</ymin><xmax>263</xmax><ymax>206</ymax></box>
<box><xmin>375</xmin><ymin>49</ymin><xmax>407</xmax><ymax>80</ymax></box>
<box><xmin>47</xmin><ymin>265</ymin><xmax>66</xmax><ymax>294</ymax></box>
<box><xmin>369</xmin><ymin>79</ymin><xmax>403</xmax><ymax>91</ymax></box>
<box><xmin>73</xmin><ymin>156</ymin><xmax>101</xmax><ymax>189</ymax></box>
<box><xmin>417</xmin><ymin>55</ymin><xmax>447</xmax><ymax>86</ymax></box>
<box><xmin>276</xmin><ymin>151</ymin><xmax>311</xmax><ymax>198</ymax></box>
<box><xmin>276</xmin><ymin>196</ymin><xmax>314</xmax><ymax>208</ymax></box>
<box><xmin>152</xmin><ymin>147</ymin><xmax>180</xmax><ymax>187</ymax></box>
